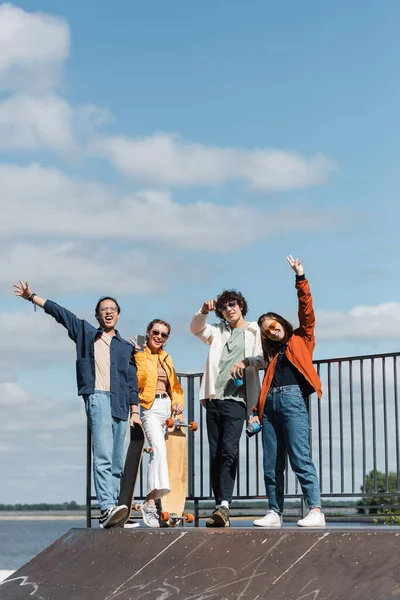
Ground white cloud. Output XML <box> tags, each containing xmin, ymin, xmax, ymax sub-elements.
<box><xmin>0</xmin><ymin>5</ymin><xmax>112</xmax><ymax>156</ymax></box>
<box><xmin>91</xmin><ymin>132</ymin><xmax>337</xmax><ymax>190</ymax></box>
<box><xmin>0</xmin><ymin>92</ymin><xmax>76</xmax><ymax>154</ymax></box>
<box><xmin>0</xmin><ymin>3</ymin><xmax>69</xmax><ymax>92</ymax></box>
<box><xmin>2</xmin><ymin>241</ymin><xmax>172</xmax><ymax>295</ymax></box>
<box><xmin>0</xmin><ymin>381</ymin><xmax>86</xmax><ymax>503</ymax></box>
<box><xmin>317</xmin><ymin>302</ymin><xmax>400</xmax><ymax>340</ymax></box>
<box><xmin>0</xmin><ymin>163</ymin><xmax>338</xmax><ymax>252</ymax></box>
<box><xmin>0</xmin><ymin>311</ymin><xmax>73</xmax><ymax>374</ymax></box>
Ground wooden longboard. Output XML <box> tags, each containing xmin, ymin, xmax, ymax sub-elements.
<box><xmin>118</xmin><ymin>424</ymin><xmax>145</xmax><ymax>526</ymax></box>
<box><xmin>160</xmin><ymin>425</ymin><xmax>190</xmax><ymax>527</ymax></box>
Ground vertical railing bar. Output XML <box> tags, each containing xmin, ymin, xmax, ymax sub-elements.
<box><xmin>360</xmin><ymin>359</ymin><xmax>367</xmax><ymax>494</ymax></box>
<box><xmin>199</xmin><ymin>380</ymin><xmax>204</xmax><ymax>498</ymax></box>
<box><xmin>349</xmin><ymin>360</ymin><xmax>355</xmax><ymax>494</ymax></box>
<box><xmin>338</xmin><ymin>361</ymin><xmax>344</xmax><ymax>493</ymax></box>
<box><xmin>187</xmin><ymin>375</ymin><xmax>195</xmax><ymax>498</ymax></box>
<box><xmin>317</xmin><ymin>363</ymin><xmax>323</xmax><ymax>493</ymax></box>
<box><xmin>392</xmin><ymin>357</ymin><xmax>400</xmax><ymax>491</ymax></box>
<box><xmin>139</xmin><ymin>453</ymin><xmax>144</xmax><ymax>497</ymax></box>
<box><xmin>371</xmin><ymin>359</ymin><xmax>377</xmax><ymax>491</ymax></box>
<box><xmin>328</xmin><ymin>362</ymin><xmax>333</xmax><ymax>492</ymax></box>
<box><xmin>86</xmin><ymin>422</ymin><xmax>92</xmax><ymax>528</ymax></box>
<box><xmin>285</xmin><ymin>452</ymin><xmax>289</xmax><ymax>495</ymax></box>
<box><xmin>236</xmin><ymin>432</ymin><xmax>241</xmax><ymax>497</ymax></box>
<box><xmin>246</xmin><ymin>429</ymin><xmax>250</xmax><ymax>497</ymax></box>
<box><xmin>255</xmin><ymin>428</ymin><xmax>260</xmax><ymax>497</ymax></box>
<box><xmin>382</xmin><ymin>358</ymin><xmax>389</xmax><ymax>490</ymax></box>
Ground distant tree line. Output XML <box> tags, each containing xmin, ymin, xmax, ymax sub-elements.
<box><xmin>0</xmin><ymin>501</ymin><xmax>85</xmax><ymax>511</ymax></box>
<box><xmin>358</xmin><ymin>470</ymin><xmax>400</xmax><ymax>524</ymax></box>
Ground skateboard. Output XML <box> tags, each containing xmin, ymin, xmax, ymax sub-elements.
<box><xmin>117</xmin><ymin>424</ymin><xmax>145</xmax><ymax>526</ymax></box>
<box><xmin>159</xmin><ymin>417</ymin><xmax>198</xmax><ymax>527</ymax></box>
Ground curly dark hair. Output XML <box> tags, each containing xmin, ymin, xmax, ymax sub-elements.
<box><xmin>258</xmin><ymin>312</ymin><xmax>294</xmax><ymax>362</ymax></box>
<box><xmin>215</xmin><ymin>289</ymin><xmax>248</xmax><ymax>320</ymax></box>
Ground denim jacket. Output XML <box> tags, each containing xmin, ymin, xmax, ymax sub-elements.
<box><xmin>44</xmin><ymin>300</ymin><xmax>138</xmax><ymax>420</ymax></box>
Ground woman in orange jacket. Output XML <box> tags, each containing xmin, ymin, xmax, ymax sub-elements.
<box><xmin>131</xmin><ymin>319</ymin><xmax>184</xmax><ymax>528</ymax></box>
<box><xmin>234</xmin><ymin>256</ymin><xmax>325</xmax><ymax>528</ymax></box>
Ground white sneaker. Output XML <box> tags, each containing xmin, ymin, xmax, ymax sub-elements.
<box><xmin>297</xmin><ymin>509</ymin><xmax>326</xmax><ymax>528</ymax></box>
<box><xmin>253</xmin><ymin>510</ymin><xmax>282</xmax><ymax>528</ymax></box>
<box><xmin>140</xmin><ymin>503</ymin><xmax>160</xmax><ymax>528</ymax></box>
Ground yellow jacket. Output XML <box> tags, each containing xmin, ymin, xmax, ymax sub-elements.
<box><xmin>135</xmin><ymin>346</ymin><xmax>184</xmax><ymax>410</ymax></box>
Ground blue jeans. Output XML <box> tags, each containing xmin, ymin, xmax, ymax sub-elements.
<box><xmin>262</xmin><ymin>385</ymin><xmax>321</xmax><ymax>514</ymax></box>
<box><xmin>84</xmin><ymin>392</ymin><xmax>128</xmax><ymax>511</ymax></box>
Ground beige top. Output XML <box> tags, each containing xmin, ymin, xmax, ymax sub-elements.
<box><xmin>156</xmin><ymin>362</ymin><xmax>168</xmax><ymax>394</ymax></box>
<box><xmin>94</xmin><ymin>332</ymin><xmax>112</xmax><ymax>391</ymax></box>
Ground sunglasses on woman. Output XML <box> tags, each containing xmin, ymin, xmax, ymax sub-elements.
<box><xmin>150</xmin><ymin>329</ymin><xmax>169</xmax><ymax>340</ymax></box>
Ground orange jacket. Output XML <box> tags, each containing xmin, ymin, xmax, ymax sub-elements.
<box><xmin>257</xmin><ymin>278</ymin><xmax>322</xmax><ymax>421</ymax></box>
<box><xmin>135</xmin><ymin>346</ymin><xmax>184</xmax><ymax>410</ymax></box>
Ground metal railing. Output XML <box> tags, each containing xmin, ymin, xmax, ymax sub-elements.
<box><xmin>86</xmin><ymin>351</ymin><xmax>400</xmax><ymax>526</ymax></box>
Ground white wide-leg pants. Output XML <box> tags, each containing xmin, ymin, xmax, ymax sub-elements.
<box><xmin>141</xmin><ymin>395</ymin><xmax>171</xmax><ymax>499</ymax></box>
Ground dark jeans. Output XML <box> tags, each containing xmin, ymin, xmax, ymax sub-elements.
<box><xmin>206</xmin><ymin>399</ymin><xmax>246</xmax><ymax>504</ymax></box>
<box><xmin>262</xmin><ymin>385</ymin><xmax>321</xmax><ymax>514</ymax></box>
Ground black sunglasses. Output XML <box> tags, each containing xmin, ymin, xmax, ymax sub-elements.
<box><xmin>150</xmin><ymin>329</ymin><xmax>169</xmax><ymax>340</ymax></box>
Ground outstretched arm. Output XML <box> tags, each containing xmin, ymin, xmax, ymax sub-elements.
<box><xmin>13</xmin><ymin>280</ymin><xmax>85</xmax><ymax>342</ymax></box>
<box><xmin>286</xmin><ymin>255</ymin><xmax>315</xmax><ymax>340</ymax></box>
<box><xmin>190</xmin><ymin>299</ymin><xmax>219</xmax><ymax>345</ymax></box>
<box><xmin>13</xmin><ymin>281</ymin><xmax>46</xmax><ymax>309</ymax></box>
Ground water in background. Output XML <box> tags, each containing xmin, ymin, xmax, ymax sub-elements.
<box><xmin>0</xmin><ymin>519</ymin><xmax>85</xmax><ymax>571</ymax></box>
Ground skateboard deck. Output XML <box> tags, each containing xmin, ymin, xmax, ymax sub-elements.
<box><xmin>159</xmin><ymin>418</ymin><xmax>195</xmax><ymax>527</ymax></box>
<box><xmin>118</xmin><ymin>424</ymin><xmax>145</xmax><ymax>526</ymax></box>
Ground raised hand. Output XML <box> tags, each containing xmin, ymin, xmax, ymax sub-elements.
<box><xmin>201</xmin><ymin>299</ymin><xmax>217</xmax><ymax>315</ymax></box>
<box><xmin>129</xmin><ymin>337</ymin><xmax>143</xmax><ymax>352</ymax></box>
<box><xmin>286</xmin><ymin>255</ymin><xmax>304</xmax><ymax>276</ymax></box>
<box><xmin>13</xmin><ymin>280</ymin><xmax>33</xmax><ymax>300</ymax></box>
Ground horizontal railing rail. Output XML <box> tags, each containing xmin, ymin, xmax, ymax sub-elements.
<box><xmin>86</xmin><ymin>351</ymin><xmax>400</xmax><ymax>526</ymax></box>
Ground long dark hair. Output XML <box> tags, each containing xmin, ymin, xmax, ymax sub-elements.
<box><xmin>258</xmin><ymin>312</ymin><xmax>294</xmax><ymax>362</ymax></box>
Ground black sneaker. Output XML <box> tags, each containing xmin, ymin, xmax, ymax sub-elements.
<box><xmin>206</xmin><ymin>506</ymin><xmax>230</xmax><ymax>527</ymax></box>
<box><xmin>99</xmin><ymin>505</ymin><xmax>128</xmax><ymax>529</ymax></box>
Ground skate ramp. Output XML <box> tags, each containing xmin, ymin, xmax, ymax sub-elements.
<box><xmin>0</xmin><ymin>527</ymin><xmax>399</xmax><ymax>599</ymax></box>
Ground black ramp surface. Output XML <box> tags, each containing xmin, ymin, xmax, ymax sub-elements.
<box><xmin>1</xmin><ymin>528</ymin><xmax>399</xmax><ymax>599</ymax></box>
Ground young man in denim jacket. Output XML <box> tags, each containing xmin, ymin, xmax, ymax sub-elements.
<box><xmin>14</xmin><ymin>280</ymin><xmax>140</xmax><ymax>529</ymax></box>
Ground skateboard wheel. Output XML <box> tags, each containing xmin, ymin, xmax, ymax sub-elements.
<box><xmin>189</xmin><ymin>421</ymin><xmax>198</xmax><ymax>432</ymax></box>
<box><xmin>165</xmin><ymin>418</ymin><xmax>175</xmax><ymax>428</ymax></box>
<box><xmin>144</xmin><ymin>446</ymin><xmax>153</xmax><ymax>453</ymax></box>
<box><xmin>160</xmin><ymin>511</ymin><xmax>170</xmax><ymax>521</ymax></box>
<box><xmin>133</xmin><ymin>504</ymin><xmax>141</xmax><ymax>511</ymax></box>
<box><xmin>185</xmin><ymin>513</ymin><xmax>194</xmax><ymax>523</ymax></box>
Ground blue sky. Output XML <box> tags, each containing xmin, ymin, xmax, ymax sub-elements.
<box><xmin>1</xmin><ymin>1</ymin><xmax>399</xmax><ymax>504</ymax></box>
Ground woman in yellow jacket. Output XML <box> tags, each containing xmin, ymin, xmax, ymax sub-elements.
<box><xmin>131</xmin><ymin>319</ymin><xmax>184</xmax><ymax>528</ymax></box>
